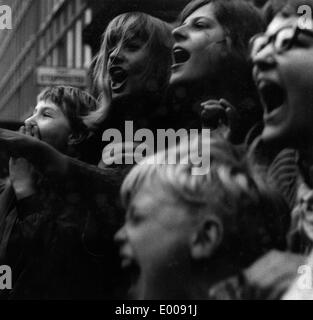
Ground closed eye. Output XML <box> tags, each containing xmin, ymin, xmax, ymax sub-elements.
<box><xmin>194</xmin><ymin>22</ymin><xmax>207</xmax><ymax>28</ymax></box>
<box><xmin>124</xmin><ymin>40</ymin><xmax>143</xmax><ymax>51</ymax></box>
<box><xmin>191</xmin><ymin>17</ymin><xmax>214</xmax><ymax>29</ymax></box>
<box><xmin>128</xmin><ymin>207</ymin><xmax>145</xmax><ymax>225</ymax></box>
<box><xmin>278</xmin><ymin>37</ymin><xmax>293</xmax><ymax>50</ymax></box>
<box><xmin>293</xmin><ymin>33</ymin><xmax>313</xmax><ymax>48</ymax></box>
<box><xmin>193</xmin><ymin>20</ymin><xmax>210</xmax><ymax>29</ymax></box>
<box><xmin>41</xmin><ymin>108</ymin><xmax>56</xmax><ymax>118</ymax></box>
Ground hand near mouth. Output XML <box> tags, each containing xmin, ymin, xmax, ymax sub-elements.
<box><xmin>0</xmin><ymin>128</ymin><xmax>68</xmax><ymax>177</ymax></box>
<box><xmin>8</xmin><ymin>125</ymin><xmax>42</xmax><ymax>200</ymax></box>
<box><xmin>20</xmin><ymin>124</ymin><xmax>41</xmax><ymax>140</ymax></box>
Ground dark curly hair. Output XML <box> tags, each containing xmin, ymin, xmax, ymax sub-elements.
<box><xmin>180</xmin><ymin>0</ymin><xmax>265</xmax><ymax>59</ymax></box>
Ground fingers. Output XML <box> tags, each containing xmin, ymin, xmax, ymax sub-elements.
<box><xmin>20</xmin><ymin>123</ymin><xmax>40</xmax><ymax>139</ymax></box>
<box><xmin>25</xmin><ymin>123</ymin><xmax>32</xmax><ymax>136</ymax></box>
<box><xmin>219</xmin><ymin>99</ymin><xmax>236</xmax><ymax>117</ymax></box>
<box><xmin>219</xmin><ymin>99</ymin><xmax>234</xmax><ymax>110</ymax></box>
<box><xmin>201</xmin><ymin>100</ymin><xmax>226</xmax><ymax>115</ymax></box>
<box><xmin>0</xmin><ymin>128</ymin><xmax>32</xmax><ymax>157</ymax></box>
<box><xmin>0</xmin><ymin>128</ymin><xmax>15</xmax><ymax>143</ymax></box>
<box><xmin>19</xmin><ymin>126</ymin><xmax>26</xmax><ymax>134</ymax></box>
<box><xmin>201</xmin><ymin>99</ymin><xmax>220</xmax><ymax>108</ymax></box>
<box><xmin>220</xmin><ymin>100</ymin><xmax>241</xmax><ymax>133</ymax></box>
<box><xmin>201</xmin><ymin>104</ymin><xmax>225</xmax><ymax>120</ymax></box>
<box><xmin>9</xmin><ymin>156</ymin><xmax>32</xmax><ymax>168</ymax></box>
<box><xmin>9</xmin><ymin>157</ymin><xmax>22</xmax><ymax>167</ymax></box>
<box><xmin>9</xmin><ymin>157</ymin><xmax>20</xmax><ymax>174</ymax></box>
<box><xmin>201</xmin><ymin>100</ymin><xmax>227</xmax><ymax>129</ymax></box>
<box><xmin>32</xmin><ymin>125</ymin><xmax>40</xmax><ymax>140</ymax></box>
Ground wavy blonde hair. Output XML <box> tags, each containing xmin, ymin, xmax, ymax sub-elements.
<box><xmin>92</xmin><ymin>12</ymin><xmax>173</xmax><ymax>116</ymax></box>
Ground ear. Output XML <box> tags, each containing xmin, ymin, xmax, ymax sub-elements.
<box><xmin>190</xmin><ymin>216</ymin><xmax>223</xmax><ymax>261</ymax></box>
<box><xmin>67</xmin><ymin>132</ymin><xmax>87</xmax><ymax>146</ymax></box>
<box><xmin>224</xmin><ymin>35</ymin><xmax>232</xmax><ymax>51</ymax></box>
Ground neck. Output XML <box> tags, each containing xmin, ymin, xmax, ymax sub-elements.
<box><xmin>139</xmin><ymin>261</ymin><xmax>236</xmax><ymax>300</ymax></box>
<box><xmin>106</xmin><ymin>92</ymin><xmax>163</xmax><ymax>131</ymax></box>
<box><xmin>140</xmin><ymin>275</ymin><xmax>209</xmax><ymax>300</ymax></box>
<box><xmin>298</xmin><ymin>145</ymin><xmax>313</xmax><ymax>186</ymax></box>
<box><xmin>172</xmin><ymin>78</ymin><xmax>240</xmax><ymax>108</ymax></box>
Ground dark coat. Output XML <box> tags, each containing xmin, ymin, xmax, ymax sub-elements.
<box><xmin>0</xmin><ymin>160</ymin><xmax>129</xmax><ymax>299</ymax></box>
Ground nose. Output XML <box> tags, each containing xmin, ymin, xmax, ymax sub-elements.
<box><xmin>108</xmin><ymin>46</ymin><xmax>125</xmax><ymax>65</ymax></box>
<box><xmin>114</xmin><ymin>225</ymin><xmax>127</xmax><ymax>245</ymax></box>
<box><xmin>24</xmin><ymin>114</ymin><xmax>37</xmax><ymax>126</ymax></box>
<box><xmin>172</xmin><ymin>24</ymin><xmax>188</xmax><ymax>42</ymax></box>
<box><xmin>252</xmin><ymin>44</ymin><xmax>277</xmax><ymax>72</ymax></box>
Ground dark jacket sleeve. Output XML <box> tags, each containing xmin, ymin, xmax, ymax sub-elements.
<box><xmin>15</xmin><ymin>158</ymin><xmax>130</xmax><ymax>256</ymax></box>
<box><xmin>63</xmin><ymin>157</ymin><xmax>132</xmax><ymax>255</ymax></box>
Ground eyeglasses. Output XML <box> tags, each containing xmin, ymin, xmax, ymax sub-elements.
<box><xmin>249</xmin><ymin>25</ymin><xmax>313</xmax><ymax>58</ymax></box>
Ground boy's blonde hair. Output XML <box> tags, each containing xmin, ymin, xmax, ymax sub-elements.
<box><xmin>121</xmin><ymin>136</ymin><xmax>289</xmax><ymax>268</ymax></box>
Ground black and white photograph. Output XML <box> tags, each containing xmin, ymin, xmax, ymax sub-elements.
<box><xmin>0</xmin><ymin>0</ymin><xmax>313</xmax><ymax>306</ymax></box>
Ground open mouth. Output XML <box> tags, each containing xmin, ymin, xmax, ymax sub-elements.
<box><xmin>173</xmin><ymin>47</ymin><xmax>191</xmax><ymax>65</ymax></box>
<box><xmin>109</xmin><ymin>66</ymin><xmax>127</xmax><ymax>91</ymax></box>
<box><xmin>121</xmin><ymin>256</ymin><xmax>141</xmax><ymax>282</ymax></box>
<box><xmin>258</xmin><ymin>81</ymin><xmax>286</xmax><ymax>114</ymax></box>
<box><xmin>120</xmin><ymin>256</ymin><xmax>141</xmax><ymax>298</ymax></box>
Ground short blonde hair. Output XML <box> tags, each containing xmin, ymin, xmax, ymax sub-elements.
<box><xmin>38</xmin><ymin>86</ymin><xmax>100</xmax><ymax>133</ymax></box>
<box><xmin>37</xmin><ymin>86</ymin><xmax>103</xmax><ymax>162</ymax></box>
<box><xmin>121</xmin><ymin>136</ymin><xmax>289</xmax><ymax>268</ymax></box>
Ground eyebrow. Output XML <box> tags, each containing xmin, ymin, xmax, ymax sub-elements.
<box><xmin>184</xmin><ymin>16</ymin><xmax>216</xmax><ymax>25</ymax></box>
<box><xmin>33</xmin><ymin>106</ymin><xmax>58</xmax><ymax>115</ymax></box>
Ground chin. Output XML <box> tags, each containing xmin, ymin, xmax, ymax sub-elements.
<box><xmin>112</xmin><ymin>86</ymin><xmax>147</xmax><ymax>99</ymax></box>
<box><xmin>262</xmin><ymin>124</ymin><xmax>298</xmax><ymax>150</ymax></box>
<box><xmin>169</xmin><ymin>75</ymin><xmax>179</xmax><ymax>87</ymax></box>
<box><xmin>111</xmin><ymin>91</ymin><xmax>128</xmax><ymax>101</ymax></box>
<box><xmin>170</xmin><ymin>73</ymin><xmax>193</xmax><ymax>88</ymax></box>
<box><xmin>262</xmin><ymin>124</ymin><xmax>283</xmax><ymax>142</ymax></box>
<box><xmin>170</xmin><ymin>65</ymin><xmax>190</xmax><ymax>84</ymax></box>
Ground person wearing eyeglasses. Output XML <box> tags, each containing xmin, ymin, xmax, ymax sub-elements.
<box><xmin>204</xmin><ymin>0</ymin><xmax>313</xmax><ymax>300</ymax></box>
<box><xmin>250</xmin><ymin>0</ymin><xmax>313</xmax><ymax>254</ymax></box>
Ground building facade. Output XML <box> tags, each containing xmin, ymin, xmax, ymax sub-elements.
<box><xmin>0</xmin><ymin>0</ymin><xmax>189</xmax><ymax>122</ymax></box>
<box><xmin>0</xmin><ymin>0</ymin><xmax>92</xmax><ymax>121</ymax></box>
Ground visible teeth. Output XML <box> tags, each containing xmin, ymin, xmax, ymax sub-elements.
<box><xmin>173</xmin><ymin>48</ymin><xmax>190</xmax><ymax>64</ymax></box>
<box><xmin>110</xmin><ymin>67</ymin><xmax>127</xmax><ymax>83</ymax></box>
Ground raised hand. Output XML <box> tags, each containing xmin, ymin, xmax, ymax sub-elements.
<box><xmin>8</xmin><ymin>125</ymin><xmax>41</xmax><ymax>199</ymax></box>
<box><xmin>0</xmin><ymin>128</ymin><xmax>40</xmax><ymax>158</ymax></box>
<box><xmin>201</xmin><ymin>98</ymin><xmax>240</xmax><ymax>142</ymax></box>
<box><xmin>0</xmin><ymin>128</ymin><xmax>68</xmax><ymax>178</ymax></box>
<box><xmin>9</xmin><ymin>157</ymin><xmax>37</xmax><ymax>200</ymax></box>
